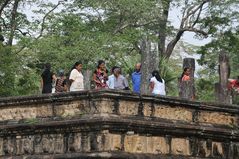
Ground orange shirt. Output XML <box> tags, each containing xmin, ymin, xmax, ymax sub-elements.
<box><xmin>182</xmin><ymin>75</ymin><xmax>190</xmax><ymax>81</ymax></box>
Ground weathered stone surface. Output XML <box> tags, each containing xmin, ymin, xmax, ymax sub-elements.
<box><xmin>143</xmin><ymin>102</ymin><xmax>153</xmax><ymax>117</ymax></box>
<box><xmin>0</xmin><ymin>90</ymin><xmax>238</xmax><ymax>158</ymax></box>
<box><xmin>199</xmin><ymin>111</ymin><xmax>237</xmax><ymax>126</ymax></box>
<box><xmin>0</xmin><ymin>104</ymin><xmax>52</xmax><ymax>121</ymax></box>
<box><xmin>16</xmin><ymin>136</ymin><xmax>34</xmax><ymax>155</ymax></box>
<box><xmin>197</xmin><ymin>140</ymin><xmax>211</xmax><ymax>157</ymax></box>
<box><xmin>92</xmin><ymin>98</ymin><xmax>114</xmax><ymax>114</ymax></box>
<box><xmin>212</xmin><ymin>142</ymin><xmax>223</xmax><ymax>157</ymax></box>
<box><xmin>124</xmin><ymin>135</ymin><xmax>147</xmax><ymax>153</ymax></box>
<box><xmin>55</xmin><ymin>100</ymin><xmax>87</xmax><ymax>117</ymax></box>
<box><xmin>119</xmin><ymin>101</ymin><xmax>139</xmax><ymax>115</ymax></box>
<box><xmin>154</xmin><ymin>105</ymin><xmax>192</xmax><ymax>122</ymax></box>
<box><xmin>171</xmin><ymin>138</ymin><xmax>190</xmax><ymax>155</ymax></box>
<box><xmin>81</xmin><ymin>133</ymin><xmax>90</xmax><ymax>152</ymax></box>
<box><xmin>103</xmin><ymin>133</ymin><xmax>122</xmax><ymax>151</ymax></box>
<box><xmin>149</xmin><ymin>137</ymin><xmax>169</xmax><ymax>154</ymax></box>
<box><xmin>0</xmin><ymin>138</ymin><xmax>3</xmax><ymax>156</ymax></box>
<box><xmin>67</xmin><ymin>133</ymin><xmax>82</xmax><ymax>152</ymax></box>
<box><xmin>124</xmin><ymin>135</ymin><xmax>169</xmax><ymax>155</ymax></box>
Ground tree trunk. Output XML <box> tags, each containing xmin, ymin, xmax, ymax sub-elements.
<box><xmin>83</xmin><ymin>69</ymin><xmax>92</xmax><ymax>90</ymax></box>
<box><xmin>158</xmin><ymin>0</ymin><xmax>170</xmax><ymax>57</ymax></box>
<box><xmin>7</xmin><ymin>0</ymin><xmax>19</xmax><ymax>46</ymax></box>
<box><xmin>179</xmin><ymin>58</ymin><xmax>195</xmax><ymax>100</ymax></box>
<box><xmin>140</xmin><ymin>37</ymin><xmax>159</xmax><ymax>95</ymax></box>
<box><xmin>217</xmin><ymin>51</ymin><xmax>230</xmax><ymax>104</ymax></box>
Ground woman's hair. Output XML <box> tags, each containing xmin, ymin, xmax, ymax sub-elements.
<box><xmin>97</xmin><ymin>60</ymin><xmax>105</xmax><ymax>68</ymax></box>
<box><xmin>71</xmin><ymin>61</ymin><xmax>82</xmax><ymax>71</ymax></box>
<box><xmin>152</xmin><ymin>70</ymin><xmax>163</xmax><ymax>83</ymax></box>
<box><xmin>180</xmin><ymin>67</ymin><xmax>189</xmax><ymax>80</ymax></box>
<box><xmin>42</xmin><ymin>63</ymin><xmax>51</xmax><ymax>77</ymax></box>
<box><xmin>45</xmin><ymin>63</ymin><xmax>51</xmax><ymax>70</ymax></box>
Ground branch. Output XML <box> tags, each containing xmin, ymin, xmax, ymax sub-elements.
<box><xmin>191</xmin><ymin>2</ymin><xmax>204</xmax><ymax>27</ymax></box>
<box><xmin>165</xmin><ymin>30</ymin><xmax>184</xmax><ymax>58</ymax></box>
<box><xmin>183</xmin><ymin>0</ymin><xmax>210</xmax><ymax>23</ymax></box>
<box><xmin>113</xmin><ymin>23</ymin><xmax>130</xmax><ymax>34</ymax></box>
<box><xmin>16</xmin><ymin>28</ymin><xmax>31</xmax><ymax>36</ymax></box>
<box><xmin>0</xmin><ymin>16</ymin><xmax>7</xmax><ymax>29</ymax></box>
<box><xmin>15</xmin><ymin>1</ymin><xmax>65</xmax><ymax>54</ymax></box>
<box><xmin>0</xmin><ymin>0</ymin><xmax>11</xmax><ymax>17</ymax></box>
<box><xmin>163</xmin><ymin>0</ymin><xmax>211</xmax><ymax>58</ymax></box>
<box><xmin>15</xmin><ymin>45</ymin><xmax>25</xmax><ymax>54</ymax></box>
<box><xmin>183</xmin><ymin>27</ymin><xmax>208</xmax><ymax>37</ymax></box>
<box><xmin>36</xmin><ymin>1</ymin><xmax>62</xmax><ymax>40</ymax></box>
<box><xmin>113</xmin><ymin>20</ymin><xmax>158</xmax><ymax>34</ymax></box>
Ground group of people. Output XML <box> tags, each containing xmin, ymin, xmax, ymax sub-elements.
<box><xmin>41</xmin><ymin>60</ymin><xmax>169</xmax><ymax>96</ymax></box>
<box><xmin>37</xmin><ymin>59</ymin><xmax>239</xmax><ymax>98</ymax></box>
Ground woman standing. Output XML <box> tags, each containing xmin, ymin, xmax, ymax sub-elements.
<box><xmin>55</xmin><ymin>70</ymin><xmax>68</xmax><ymax>93</ymax></box>
<box><xmin>41</xmin><ymin>63</ymin><xmax>56</xmax><ymax>94</ymax></box>
<box><xmin>150</xmin><ymin>70</ymin><xmax>166</xmax><ymax>95</ymax></box>
<box><xmin>93</xmin><ymin>60</ymin><xmax>108</xmax><ymax>89</ymax></box>
<box><xmin>181</xmin><ymin>67</ymin><xmax>190</xmax><ymax>81</ymax></box>
<box><xmin>69</xmin><ymin>61</ymin><xmax>84</xmax><ymax>91</ymax></box>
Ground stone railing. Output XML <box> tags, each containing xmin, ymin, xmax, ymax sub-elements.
<box><xmin>0</xmin><ymin>89</ymin><xmax>238</xmax><ymax>158</ymax></box>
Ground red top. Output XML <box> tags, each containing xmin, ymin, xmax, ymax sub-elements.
<box><xmin>94</xmin><ymin>69</ymin><xmax>108</xmax><ymax>88</ymax></box>
<box><xmin>182</xmin><ymin>75</ymin><xmax>190</xmax><ymax>81</ymax></box>
<box><xmin>228</xmin><ymin>79</ymin><xmax>239</xmax><ymax>90</ymax></box>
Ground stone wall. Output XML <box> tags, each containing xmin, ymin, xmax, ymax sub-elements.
<box><xmin>0</xmin><ymin>90</ymin><xmax>238</xmax><ymax>158</ymax></box>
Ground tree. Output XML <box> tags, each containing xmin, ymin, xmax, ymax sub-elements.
<box><xmin>1</xmin><ymin>0</ymin><xmax>239</xmax><ymax>97</ymax></box>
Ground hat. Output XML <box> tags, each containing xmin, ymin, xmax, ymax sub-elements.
<box><xmin>58</xmin><ymin>69</ymin><xmax>64</xmax><ymax>76</ymax></box>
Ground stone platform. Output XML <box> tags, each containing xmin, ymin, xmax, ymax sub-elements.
<box><xmin>0</xmin><ymin>90</ymin><xmax>238</xmax><ymax>158</ymax></box>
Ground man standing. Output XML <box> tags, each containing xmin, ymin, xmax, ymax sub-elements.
<box><xmin>132</xmin><ymin>63</ymin><xmax>141</xmax><ymax>94</ymax></box>
<box><xmin>107</xmin><ymin>66</ymin><xmax>129</xmax><ymax>90</ymax></box>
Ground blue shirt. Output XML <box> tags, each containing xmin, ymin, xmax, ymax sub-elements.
<box><xmin>132</xmin><ymin>71</ymin><xmax>141</xmax><ymax>93</ymax></box>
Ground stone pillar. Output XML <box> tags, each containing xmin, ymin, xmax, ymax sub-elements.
<box><xmin>216</xmin><ymin>51</ymin><xmax>230</xmax><ymax>104</ymax></box>
<box><xmin>140</xmin><ymin>37</ymin><xmax>159</xmax><ymax>95</ymax></box>
<box><xmin>179</xmin><ymin>58</ymin><xmax>195</xmax><ymax>100</ymax></box>
<box><xmin>83</xmin><ymin>69</ymin><xmax>92</xmax><ymax>90</ymax></box>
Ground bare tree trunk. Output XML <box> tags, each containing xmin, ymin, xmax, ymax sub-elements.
<box><xmin>217</xmin><ymin>51</ymin><xmax>230</xmax><ymax>104</ymax></box>
<box><xmin>214</xmin><ymin>82</ymin><xmax>220</xmax><ymax>101</ymax></box>
<box><xmin>140</xmin><ymin>37</ymin><xmax>159</xmax><ymax>95</ymax></box>
<box><xmin>158</xmin><ymin>0</ymin><xmax>170</xmax><ymax>57</ymax></box>
<box><xmin>7</xmin><ymin>0</ymin><xmax>19</xmax><ymax>46</ymax></box>
<box><xmin>179</xmin><ymin>58</ymin><xmax>195</xmax><ymax>100</ymax></box>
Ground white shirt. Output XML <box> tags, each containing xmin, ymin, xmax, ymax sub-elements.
<box><xmin>107</xmin><ymin>74</ymin><xmax>115</xmax><ymax>89</ymax></box>
<box><xmin>150</xmin><ymin>77</ymin><xmax>166</xmax><ymax>95</ymax></box>
<box><xmin>69</xmin><ymin>69</ymin><xmax>84</xmax><ymax>91</ymax></box>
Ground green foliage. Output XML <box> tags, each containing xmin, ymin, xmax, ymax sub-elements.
<box><xmin>1</xmin><ymin>0</ymin><xmax>239</xmax><ymax>101</ymax></box>
<box><xmin>197</xmin><ymin>29</ymin><xmax>239</xmax><ymax>78</ymax></box>
<box><xmin>24</xmin><ymin>118</ymin><xmax>39</xmax><ymax>124</ymax></box>
<box><xmin>155</xmin><ymin>57</ymin><xmax>181</xmax><ymax>97</ymax></box>
<box><xmin>0</xmin><ymin>44</ymin><xmax>16</xmax><ymax>96</ymax></box>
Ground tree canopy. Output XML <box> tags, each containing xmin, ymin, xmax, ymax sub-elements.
<box><xmin>1</xmin><ymin>0</ymin><xmax>239</xmax><ymax>101</ymax></box>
